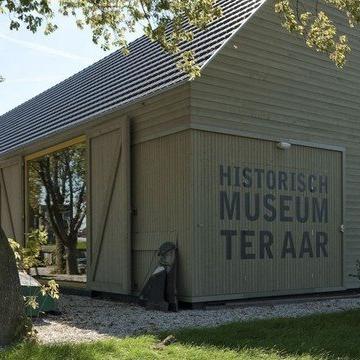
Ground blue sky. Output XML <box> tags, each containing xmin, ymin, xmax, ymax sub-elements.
<box><xmin>0</xmin><ymin>14</ymin><xmax>141</xmax><ymax>115</ymax></box>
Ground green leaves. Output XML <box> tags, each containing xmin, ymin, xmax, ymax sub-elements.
<box><xmin>57</xmin><ymin>0</ymin><xmax>221</xmax><ymax>77</ymax></box>
<box><xmin>0</xmin><ymin>0</ymin><xmax>56</xmax><ymax>34</ymax></box>
<box><xmin>0</xmin><ymin>0</ymin><xmax>221</xmax><ymax>78</ymax></box>
<box><xmin>9</xmin><ymin>234</ymin><xmax>60</xmax><ymax>312</ymax></box>
<box><xmin>40</xmin><ymin>279</ymin><xmax>60</xmax><ymax>300</ymax></box>
<box><xmin>275</xmin><ymin>0</ymin><xmax>358</xmax><ymax>68</ymax></box>
<box><xmin>1</xmin><ymin>0</ymin><xmax>359</xmax><ymax>77</ymax></box>
<box><xmin>9</xmin><ymin>227</ymin><xmax>48</xmax><ymax>272</ymax></box>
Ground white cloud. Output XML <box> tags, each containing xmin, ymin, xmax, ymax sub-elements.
<box><xmin>0</xmin><ymin>33</ymin><xmax>92</xmax><ymax>64</ymax></box>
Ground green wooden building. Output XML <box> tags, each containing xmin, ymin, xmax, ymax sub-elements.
<box><xmin>0</xmin><ymin>0</ymin><xmax>357</xmax><ymax>303</ymax></box>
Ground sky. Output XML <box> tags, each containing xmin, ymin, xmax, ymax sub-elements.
<box><xmin>0</xmin><ymin>14</ymin><xmax>142</xmax><ymax>115</ymax></box>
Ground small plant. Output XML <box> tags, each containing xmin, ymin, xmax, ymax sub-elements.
<box><xmin>9</xmin><ymin>227</ymin><xmax>47</xmax><ymax>273</ymax></box>
<box><xmin>23</xmin><ymin>279</ymin><xmax>60</xmax><ymax>311</ymax></box>
<box><xmin>24</xmin><ymin>228</ymin><xmax>48</xmax><ymax>272</ymax></box>
<box><xmin>9</xmin><ymin>228</ymin><xmax>60</xmax><ymax>313</ymax></box>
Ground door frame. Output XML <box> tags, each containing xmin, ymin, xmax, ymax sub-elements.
<box><xmin>23</xmin><ymin>135</ymin><xmax>87</xmax><ymax>279</ymax></box>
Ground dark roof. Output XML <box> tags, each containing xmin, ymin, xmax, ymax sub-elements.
<box><xmin>0</xmin><ymin>0</ymin><xmax>264</xmax><ymax>155</ymax></box>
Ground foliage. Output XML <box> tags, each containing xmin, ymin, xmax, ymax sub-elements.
<box><xmin>1</xmin><ymin>1</ymin><xmax>360</xmax><ymax>76</ymax></box>
<box><xmin>275</xmin><ymin>0</ymin><xmax>360</xmax><ymax>68</ymax></box>
<box><xmin>9</xmin><ymin>231</ymin><xmax>60</xmax><ymax>312</ymax></box>
<box><xmin>9</xmin><ymin>228</ymin><xmax>48</xmax><ymax>272</ymax></box>
<box><xmin>39</xmin><ymin>280</ymin><xmax>59</xmax><ymax>300</ymax></box>
<box><xmin>4</xmin><ymin>309</ymin><xmax>360</xmax><ymax>359</ymax></box>
<box><xmin>0</xmin><ymin>0</ymin><xmax>221</xmax><ymax>79</ymax></box>
<box><xmin>27</xmin><ymin>164</ymin><xmax>42</xmax><ymax>216</ymax></box>
<box><xmin>23</xmin><ymin>279</ymin><xmax>59</xmax><ymax>311</ymax></box>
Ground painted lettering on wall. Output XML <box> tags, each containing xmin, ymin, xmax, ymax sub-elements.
<box><xmin>219</xmin><ymin>165</ymin><xmax>329</xmax><ymax>260</ymax></box>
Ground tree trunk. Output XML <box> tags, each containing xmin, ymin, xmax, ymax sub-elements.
<box><xmin>55</xmin><ymin>237</ymin><xmax>66</xmax><ymax>274</ymax></box>
<box><xmin>0</xmin><ymin>227</ymin><xmax>27</xmax><ymax>346</ymax></box>
<box><xmin>66</xmin><ymin>241</ymin><xmax>79</xmax><ymax>275</ymax></box>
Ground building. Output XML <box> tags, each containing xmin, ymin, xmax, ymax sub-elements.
<box><xmin>0</xmin><ymin>0</ymin><xmax>358</xmax><ymax>303</ymax></box>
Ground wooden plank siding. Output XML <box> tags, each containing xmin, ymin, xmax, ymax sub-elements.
<box><xmin>189</xmin><ymin>130</ymin><xmax>344</xmax><ymax>301</ymax></box>
<box><xmin>190</xmin><ymin>0</ymin><xmax>360</xmax><ymax>290</ymax></box>
<box><xmin>0</xmin><ymin>158</ymin><xmax>24</xmax><ymax>245</ymax></box>
<box><xmin>131</xmin><ymin>130</ymin><xmax>193</xmax><ymax>299</ymax></box>
<box><xmin>87</xmin><ymin>117</ymin><xmax>132</xmax><ymax>294</ymax></box>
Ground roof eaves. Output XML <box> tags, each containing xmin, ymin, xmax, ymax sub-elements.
<box><xmin>0</xmin><ymin>77</ymin><xmax>189</xmax><ymax>158</ymax></box>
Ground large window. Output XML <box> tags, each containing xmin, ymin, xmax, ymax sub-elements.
<box><xmin>26</xmin><ymin>139</ymin><xmax>87</xmax><ymax>282</ymax></box>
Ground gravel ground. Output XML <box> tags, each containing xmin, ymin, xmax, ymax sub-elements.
<box><xmin>32</xmin><ymin>295</ymin><xmax>360</xmax><ymax>344</ymax></box>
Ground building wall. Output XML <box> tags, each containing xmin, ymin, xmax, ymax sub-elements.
<box><xmin>132</xmin><ymin>130</ymin><xmax>193</xmax><ymax>299</ymax></box>
<box><xmin>190</xmin><ymin>0</ymin><xmax>360</xmax><ymax>291</ymax></box>
<box><xmin>0</xmin><ymin>82</ymin><xmax>192</xmax><ymax>298</ymax></box>
<box><xmin>189</xmin><ymin>129</ymin><xmax>343</xmax><ymax>301</ymax></box>
<box><xmin>4</xmin><ymin>0</ymin><xmax>360</xmax><ymax>301</ymax></box>
<box><xmin>130</xmin><ymin>83</ymin><xmax>191</xmax><ymax>144</ymax></box>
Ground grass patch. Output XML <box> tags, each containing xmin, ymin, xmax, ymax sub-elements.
<box><xmin>76</xmin><ymin>242</ymin><xmax>87</xmax><ymax>251</ymax></box>
<box><xmin>2</xmin><ymin>309</ymin><xmax>360</xmax><ymax>359</ymax></box>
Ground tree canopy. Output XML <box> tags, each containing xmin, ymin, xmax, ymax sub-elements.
<box><xmin>275</xmin><ymin>0</ymin><xmax>360</xmax><ymax>68</ymax></box>
<box><xmin>0</xmin><ymin>0</ymin><xmax>221</xmax><ymax>79</ymax></box>
<box><xmin>1</xmin><ymin>0</ymin><xmax>360</xmax><ymax>77</ymax></box>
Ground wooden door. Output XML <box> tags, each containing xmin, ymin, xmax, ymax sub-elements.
<box><xmin>87</xmin><ymin>118</ymin><xmax>131</xmax><ymax>294</ymax></box>
<box><xmin>0</xmin><ymin>159</ymin><xmax>24</xmax><ymax>245</ymax></box>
